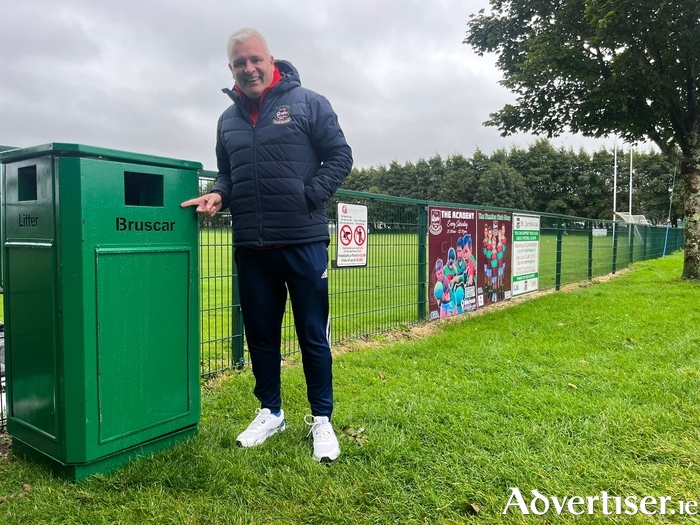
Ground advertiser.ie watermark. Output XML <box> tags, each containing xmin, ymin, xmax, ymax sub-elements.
<box><xmin>504</xmin><ymin>488</ymin><xmax>699</xmax><ymax>516</ymax></box>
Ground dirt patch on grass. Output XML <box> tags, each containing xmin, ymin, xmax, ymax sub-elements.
<box><xmin>0</xmin><ymin>433</ymin><xmax>12</xmax><ymax>458</ymax></box>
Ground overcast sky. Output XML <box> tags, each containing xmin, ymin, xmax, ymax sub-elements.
<box><xmin>0</xmin><ymin>0</ymin><xmax>618</xmax><ymax>171</ymax></box>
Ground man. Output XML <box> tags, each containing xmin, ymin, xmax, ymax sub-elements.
<box><xmin>181</xmin><ymin>28</ymin><xmax>353</xmax><ymax>462</ymax></box>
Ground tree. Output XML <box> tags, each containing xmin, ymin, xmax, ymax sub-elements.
<box><xmin>466</xmin><ymin>0</ymin><xmax>700</xmax><ymax>278</ymax></box>
<box><xmin>586</xmin><ymin>148</ymin><xmax>616</xmax><ymax>220</ymax></box>
<box><xmin>508</xmin><ymin>139</ymin><xmax>572</xmax><ymax>214</ymax></box>
<box><xmin>440</xmin><ymin>153</ymin><xmax>478</xmax><ymax>203</ymax></box>
<box><xmin>411</xmin><ymin>159</ymin><xmax>432</xmax><ymax>200</ymax></box>
<box><xmin>633</xmin><ymin>151</ymin><xmax>683</xmax><ymax>225</ymax></box>
<box><xmin>475</xmin><ymin>161</ymin><xmax>532</xmax><ymax>209</ymax></box>
<box><xmin>200</xmin><ymin>177</ymin><xmax>215</xmax><ymax>195</ymax></box>
<box><xmin>426</xmin><ymin>154</ymin><xmax>447</xmax><ymax>201</ymax></box>
<box><xmin>342</xmin><ymin>166</ymin><xmax>375</xmax><ymax>193</ymax></box>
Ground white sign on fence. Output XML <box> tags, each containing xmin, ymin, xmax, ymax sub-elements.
<box><xmin>336</xmin><ymin>203</ymin><xmax>368</xmax><ymax>267</ymax></box>
<box><xmin>511</xmin><ymin>214</ymin><xmax>540</xmax><ymax>296</ymax></box>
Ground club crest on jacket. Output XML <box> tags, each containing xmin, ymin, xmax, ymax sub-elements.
<box><xmin>273</xmin><ymin>105</ymin><xmax>291</xmax><ymax>124</ymax></box>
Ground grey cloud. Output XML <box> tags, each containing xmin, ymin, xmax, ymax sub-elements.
<box><xmin>0</xmin><ymin>0</ymin><xmax>613</xmax><ymax>172</ymax></box>
<box><xmin>0</xmin><ymin>5</ymin><xmax>100</xmax><ymax>66</ymax></box>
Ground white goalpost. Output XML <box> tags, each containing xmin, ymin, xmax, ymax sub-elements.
<box><xmin>615</xmin><ymin>212</ymin><xmax>649</xmax><ymax>243</ymax></box>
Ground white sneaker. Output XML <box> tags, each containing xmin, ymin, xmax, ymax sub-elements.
<box><xmin>305</xmin><ymin>415</ymin><xmax>341</xmax><ymax>462</ymax></box>
<box><xmin>236</xmin><ymin>408</ymin><xmax>285</xmax><ymax>448</ymax></box>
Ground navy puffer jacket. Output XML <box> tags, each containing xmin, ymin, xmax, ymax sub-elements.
<box><xmin>211</xmin><ymin>60</ymin><xmax>353</xmax><ymax>247</ymax></box>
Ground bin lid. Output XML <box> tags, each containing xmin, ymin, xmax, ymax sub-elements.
<box><xmin>0</xmin><ymin>143</ymin><xmax>202</xmax><ymax>171</ymax></box>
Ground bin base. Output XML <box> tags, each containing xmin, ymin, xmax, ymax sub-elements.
<box><xmin>11</xmin><ymin>424</ymin><xmax>198</xmax><ymax>481</ymax></box>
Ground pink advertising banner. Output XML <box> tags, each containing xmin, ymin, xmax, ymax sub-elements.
<box><xmin>428</xmin><ymin>206</ymin><xmax>478</xmax><ymax>321</ymax></box>
<box><xmin>476</xmin><ymin>211</ymin><xmax>513</xmax><ymax>307</ymax></box>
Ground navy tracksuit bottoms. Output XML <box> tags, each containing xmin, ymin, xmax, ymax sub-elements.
<box><xmin>234</xmin><ymin>241</ymin><xmax>333</xmax><ymax>418</ymax></box>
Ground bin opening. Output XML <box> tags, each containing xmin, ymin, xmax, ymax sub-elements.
<box><xmin>124</xmin><ymin>172</ymin><xmax>164</xmax><ymax>207</ymax></box>
<box><xmin>18</xmin><ymin>166</ymin><xmax>38</xmax><ymax>201</ymax></box>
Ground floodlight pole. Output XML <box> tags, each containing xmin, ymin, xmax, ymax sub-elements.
<box><xmin>613</xmin><ymin>141</ymin><xmax>618</xmax><ymax>223</ymax></box>
<box><xmin>629</xmin><ymin>147</ymin><xmax>633</xmax><ymax>218</ymax></box>
<box><xmin>612</xmin><ymin>141</ymin><xmax>618</xmax><ymax>273</ymax></box>
<box><xmin>628</xmin><ymin>147</ymin><xmax>634</xmax><ymax>250</ymax></box>
<box><xmin>628</xmin><ymin>147</ymin><xmax>634</xmax><ymax>262</ymax></box>
<box><xmin>663</xmin><ymin>167</ymin><xmax>677</xmax><ymax>258</ymax></box>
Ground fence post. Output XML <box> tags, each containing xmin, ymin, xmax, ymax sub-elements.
<box><xmin>629</xmin><ymin>226</ymin><xmax>635</xmax><ymax>265</ymax></box>
<box><xmin>417</xmin><ymin>205</ymin><xmax>428</xmax><ymax>320</ymax></box>
<box><xmin>612</xmin><ymin>223</ymin><xmax>619</xmax><ymax>274</ymax></box>
<box><xmin>232</xmin><ymin>260</ymin><xmax>245</xmax><ymax>369</ymax></box>
<box><xmin>588</xmin><ymin>220</ymin><xmax>593</xmax><ymax>280</ymax></box>
<box><xmin>555</xmin><ymin>220</ymin><xmax>563</xmax><ymax>291</ymax></box>
<box><xmin>642</xmin><ymin>226</ymin><xmax>653</xmax><ymax>261</ymax></box>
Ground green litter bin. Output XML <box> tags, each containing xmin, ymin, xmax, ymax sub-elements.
<box><xmin>0</xmin><ymin>143</ymin><xmax>201</xmax><ymax>480</ymax></box>
<box><xmin>0</xmin><ymin>145</ymin><xmax>18</xmax><ymax>291</ymax></box>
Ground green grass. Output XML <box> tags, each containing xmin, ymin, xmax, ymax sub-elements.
<box><xmin>197</xmin><ymin>226</ymin><xmax>684</xmax><ymax>365</ymax></box>
<box><xmin>1</xmin><ymin>252</ymin><xmax>699</xmax><ymax>523</ymax></box>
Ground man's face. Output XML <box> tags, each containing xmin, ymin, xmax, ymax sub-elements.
<box><xmin>229</xmin><ymin>36</ymin><xmax>275</xmax><ymax>100</ymax></box>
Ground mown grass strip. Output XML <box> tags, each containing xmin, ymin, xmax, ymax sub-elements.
<box><xmin>0</xmin><ymin>252</ymin><xmax>697</xmax><ymax>524</ymax></box>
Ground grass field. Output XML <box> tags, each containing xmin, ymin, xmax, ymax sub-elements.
<box><xmin>0</xmin><ymin>252</ymin><xmax>697</xmax><ymax>524</ymax></box>
<box><xmin>198</xmin><ymin>225</ymin><xmax>684</xmax><ymax>369</ymax></box>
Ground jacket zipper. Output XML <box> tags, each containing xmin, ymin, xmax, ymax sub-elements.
<box><xmin>253</xmin><ymin>124</ymin><xmax>263</xmax><ymax>246</ymax></box>
<box><xmin>239</xmin><ymin>100</ymin><xmax>264</xmax><ymax>247</ymax></box>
